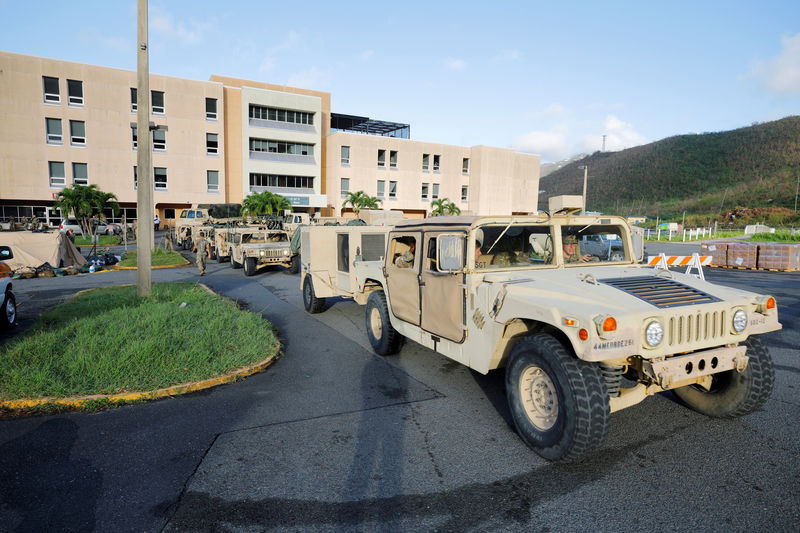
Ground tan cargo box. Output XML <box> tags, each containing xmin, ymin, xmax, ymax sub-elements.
<box><xmin>757</xmin><ymin>242</ymin><xmax>800</xmax><ymax>270</ymax></box>
<box><xmin>727</xmin><ymin>242</ymin><xmax>758</xmax><ymax>268</ymax></box>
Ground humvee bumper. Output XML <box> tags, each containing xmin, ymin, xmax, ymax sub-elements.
<box><xmin>643</xmin><ymin>344</ymin><xmax>748</xmax><ymax>389</ymax></box>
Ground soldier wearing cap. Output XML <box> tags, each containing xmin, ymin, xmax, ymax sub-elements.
<box><xmin>562</xmin><ymin>234</ymin><xmax>593</xmax><ymax>263</ymax></box>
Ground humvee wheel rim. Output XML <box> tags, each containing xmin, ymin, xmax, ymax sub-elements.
<box><xmin>520</xmin><ymin>365</ymin><xmax>558</xmax><ymax>430</ymax></box>
<box><xmin>369</xmin><ymin>306</ymin><xmax>383</xmax><ymax>339</ymax></box>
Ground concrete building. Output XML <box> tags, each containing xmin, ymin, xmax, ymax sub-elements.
<box><xmin>0</xmin><ymin>51</ymin><xmax>224</xmax><ymax>227</ymax></box>
<box><xmin>210</xmin><ymin>75</ymin><xmax>329</xmax><ymax>213</ymax></box>
<box><xmin>326</xmin><ymin>131</ymin><xmax>540</xmax><ymax>217</ymax></box>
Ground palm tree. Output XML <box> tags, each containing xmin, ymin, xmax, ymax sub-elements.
<box><xmin>54</xmin><ymin>184</ymin><xmax>120</xmax><ymax>238</ymax></box>
<box><xmin>242</xmin><ymin>191</ymin><xmax>292</xmax><ymax>217</ymax></box>
<box><xmin>343</xmin><ymin>190</ymin><xmax>381</xmax><ymax>216</ymax></box>
<box><xmin>430</xmin><ymin>198</ymin><xmax>461</xmax><ymax>217</ymax></box>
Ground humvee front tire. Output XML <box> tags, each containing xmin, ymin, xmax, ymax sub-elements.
<box><xmin>303</xmin><ymin>275</ymin><xmax>325</xmax><ymax>314</ymax></box>
<box><xmin>288</xmin><ymin>255</ymin><xmax>299</xmax><ymax>274</ymax></box>
<box><xmin>365</xmin><ymin>290</ymin><xmax>402</xmax><ymax>356</ymax></box>
<box><xmin>244</xmin><ymin>257</ymin><xmax>257</xmax><ymax>276</ymax></box>
<box><xmin>231</xmin><ymin>252</ymin><xmax>242</xmax><ymax>269</ymax></box>
<box><xmin>673</xmin><ymin>336</ymin><xmax>774</xmax><ymax>418</ymax></box>
<box><xmin>506</xmin><ymin>333</ymin><xmax>610</xmax><ymax>461</ymax></box>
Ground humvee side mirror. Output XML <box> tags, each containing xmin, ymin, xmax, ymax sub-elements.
<box><xmin>437</xmin><ymin>234</ymin><xmax>464</xmax><ymax>272</ymax></box>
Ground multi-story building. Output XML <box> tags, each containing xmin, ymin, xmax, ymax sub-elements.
<box><xmin>0</xmin><ymin>51</ymin><xmax>224</xmax><ymax>227</ymax></box>
<box><xmin>1</xmin><ymin>50</ymin><xmax>541</xmax><ymax>225</ymax></box>
<box><xmin>326</xmin><ymin>128</ymin><xmax>540</xmax><ymax>218</ymax></box>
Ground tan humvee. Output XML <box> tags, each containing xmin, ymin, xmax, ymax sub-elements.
<box><xmin>300</xmin><ymin>199</ymin><xmax>781</xmax><ymax>461</ymax></box>
<box><xmin>222</xmin><ymin>225</ymin><xmax>294</xmax><ymax>276</ymax></box>
<box><xmin>174</xmin><ymin>203</ymin><xmax>242</xmax><ymax>252</ymax></box>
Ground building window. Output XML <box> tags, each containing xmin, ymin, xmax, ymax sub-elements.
<box><xmin>249</xmin><ymin>174</ymin><xmax>314</xmax><ymax>190</ymax></box>
<box><xmin>133</xmin><ymin>166</ymin><xmax>137</xmax><ymax>190</ymax></box>
<box><xmin>390</xmin><ymin>150</ymin><xmax>398</xmax><ymax>169</ymax></box>
<box><xmin>377</xmin><ymin>180</ymin><xmax>385</xmax><ymax>198</ymax></box>
<box><xmin>422</xmin><ymin>153</ymin><xmax>429</xmax><ymax>171</ymax></box>
<box><xmin>70</xmin><ymin>120</ymin><xmax>86</xmax><ymax>146</ymax></box>
<box><xmin>207</xmin><ymin>170</ymin><xmax>219</xmax><ymax>192</ymax></box>
<box><xmin>72</xmin><ymin>163</ymin><xmax>88</xmax><ymax>185</ymax></box>
<box><xmin>49</xmin><ymin>161</ymin><xmax>66</xmax><ymax>188</ymax></box>
<box><xmin>461</xmin><ymin>185</ymin><xmax>469</xmax><ymax>202</ymax></box>
<box><xmin>341</xmin><ymin>145</ymin><xmax>350</xmax><ymax>165</ymax></box>
<box><xmin>389</xmin><ymin>181</ymin><xmax>397</xmax><ymax>198</ymax></box>
<box><xmin>462</xmin><ymin>157</ymin><xmax>470</xmax><ymax>174</ymax></box>
<box><xmin>206</xmin><ymin>98</ymin><xmax>217</xmax><ymax>120</ymax></box>
<box><xmin>249</xmin><ymin>104</ymin><xmax>314</xmax><ymax>125</ymax></box>
<box><xmin>130</xmin><ymin>88</ymin><xmax>137</xmax><ymax>112</ymax></box>
<box><xmin>164</xmin><ymin>208</ymin><xmax>176</xmax><ymax>219</ymax></box>
<box><xmin>421</xmin><ymin>183</ymin><xmax>429</xmax><ymax>200</ymax></box>
<box><xmin>340</xmin><ymin>178</ymin><xmax>350</xmax><ymax>197</ymax></box>
<box><xmin>151</xmin><ymin>91</ymin><xmax>165</xmax><ymax>114</ymax></box>
<box><xmin>377</xmin><ymin>149</ymin><xmax>386</xmax><ymax>168</ymax></box>
<box><xmin>153</xmin><ymin>129</ymin><xmax>166</xmax><ymax>151</ymax></box>
<box><xmin>67</xmin><ymin>79</ymin><xmax>83</xmax><ymax>106</ymax></box>
<box><xmin>432</xmin><ymin>183</ymin><xmax>439</xmax><ymax>199</ymax></box>
<box><xmin>46</xmin><ymin>118</ymin><xmax>63</xmax><ymax>144</ymax></box>
<box><xmin>131</xmin><ymin>126</ymin><xmax>137</xmax><ymax>150</ymax></box>
<box><xmin>249</xmin><ymin>138</ymin><xmax>314</xmax><ymax>156</ymax></box>
<box><xmin>433</xmin><ymin>154</ymin><xmax>440</xmax><ymax>172</ymax></box>
<box><xmin>206</xmin><ymin>133</ymin><xmax>218</xmax><ymax>155</ymax></box>
<box><xmin>43</xmin><ymin>76</ymin><xmax>60</xmax><ymax>103</ymax></box>
<box><xmin>154</xmin><ymin>167</ymin><xmax>167</xmax><ymax>190</ymax></box>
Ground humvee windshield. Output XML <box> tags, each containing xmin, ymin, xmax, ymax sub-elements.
<box><xmin>475</xmin><ymin>224</ymin><xmax>553</xmax><ymax>269</ymax></box>
<box><xmin>561</xmin><ymin>224</ymin><xmax>628</xmax><ymax>263</ymax></box>
<box><xmin>241</xmin><ymin>232</ymin><xmax>288</xmax><ymax>243</ymax></box>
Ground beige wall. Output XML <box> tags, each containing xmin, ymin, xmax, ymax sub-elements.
<box><xmin>0</xmin><ymin>51</ymin><xmax>224</xmax><ymax>221</ymax></box>
<box><xmin>325</xmin><ymin>132</ymin><xmax>540</xmax><ymax>216</ymax></box>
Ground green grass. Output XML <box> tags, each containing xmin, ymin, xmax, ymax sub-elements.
<box><xmin>117</xmin><ymin>248</ymin><xmax>186</xmax><ymax>267</ymax></box>
<box><xmin>745</xmin><ymin>230</ymin><xmax>800</xmax><ymax>242</ymax></box>
<box><xmin>0</xmin><ymin>283</ymin><xmax>279</xmax><ymax>401</ymax></box>
<box><xmin>74</xmin><ymin>234</ymin><xmax>122</xmax><ymax>246</ymax></box>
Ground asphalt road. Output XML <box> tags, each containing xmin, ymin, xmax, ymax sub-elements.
<box><xmin>0</xmin><ymin>247</ymin><xmax>798</xmax><ymax>532</ymax></box>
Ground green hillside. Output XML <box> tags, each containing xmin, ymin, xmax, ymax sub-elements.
<box><xmin>539</xmin><ymin>116</ymin><xmax>800</xmax><ymax>224</ymax></box>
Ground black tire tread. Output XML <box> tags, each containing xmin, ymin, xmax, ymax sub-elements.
<box><xmin>365</xmin><ymin>290</ymin><xmax>402</xmax><ymax>356</ymax></box>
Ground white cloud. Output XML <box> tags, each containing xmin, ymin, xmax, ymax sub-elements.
<box><xmin>287</xmin><ymin>66</ymin><xmax>331</xmax><ymax>90</ymax></box>
<box><xmin>513</xmin><ymin>127</ymin><xmax>568</xmax><ymax>162</ymax></box>
<box><xmin>535</xmin><ymin>103</ymin><xmax>566</xmax><ymax>120</ymax></box>
<box><xmin>491</xmin><ymin>49</ymin><xmax>522</xmax><ymax>63</ymax></box>
<box><xmin>359</xmin><ymin>49</ymin><xmax>374</xmax><ymax>61</ymax></box>
<box><xmin>752</xmin><ymin>32</ymin><xmax>800</xmax><ymax>96</ymax></box>
<box><xmin>444</xmin><ymin>58</ymin><xmax>467</xmax><ymax>71</ymax></box>
<box><xmin>149</xmin><ymin>5</ymin><xmax>213</xmax><ymax>46</ymax></box>
<box><xmin>580</xmin><ymin>115</ymin><xmax>647</xmax><ymax>152</ymax></box>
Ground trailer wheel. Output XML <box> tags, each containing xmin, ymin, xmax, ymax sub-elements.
<box><xmin>244</xmin><ymin>257</ymin><xmax>257</xmax><ymax>276</ymax></box>
<box><xmin>673</xmin><ymin>336</ymin><xmax>774</xmax><ymax>418</ymax></box>
<box><xmin>1</xmin><ymin>291</ymin><xmax>16</xmax><ymax>329</ymax></box>
<box><xmin>506</xmin><ymin>333</ymin><xmax>610</xmax><ymax>461</ymax></box>
<box><xmin>365</xmin><ymin>290</ymin><xmax>402</xmax><ymax>356</ymax></box>
<box><xmin>288</xmin><ymin>255</ymin><xmax>299</xmax><ymax>274</ymax></box>
<box><xmin>303</xmin><ymin>275</ymin><xmax>325</xmax><ymax>313</ymax></box>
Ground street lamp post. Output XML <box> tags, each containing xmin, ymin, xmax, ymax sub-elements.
<box><xmin>578</xmin><ymin>165</ymin><xmax>588</xmax><ymax>214</ymax></box>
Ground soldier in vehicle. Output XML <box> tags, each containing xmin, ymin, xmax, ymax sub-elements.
<box><xmin>562</xmin><ymin>234</ymin><xmax>593</xmax><ymax>263</ymax></box>
<box><xmin>192</xmin><ymin>230</ymin><xmax>211</xmax><ymax>276</ymax></box>
<box><xmin>395</xmin><ymin>239</ymin><xmax>416</xmax><ymax>268</ymax></box>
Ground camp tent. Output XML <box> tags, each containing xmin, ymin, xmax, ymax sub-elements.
<box><xmin>0</xmin><ymin>231</ymin><xmax>87</xmax><ymax>270</ymax></box>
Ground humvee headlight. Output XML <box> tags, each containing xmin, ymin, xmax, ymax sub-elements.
<box><xmin>283</xmin><ymin>249</ymin><xmax>290</xmax><ymax>256</ymax></box>
<box><xmin>259</xmin><ymin>250</ymin><xmax>266</xmax><ymax>257</ymax></box>
<box><xmin>732</xmin><ymin>309</ymin><xmax>747</xmax><ymax>333</ymax></box>
<box><xmin>645</xmin><ymin>320</ymin><xmax>663</xmax><ymax>347</ymax></box>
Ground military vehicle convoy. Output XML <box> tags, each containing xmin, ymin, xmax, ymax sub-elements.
<box><xmin>299</xmin><ymin>198</ymin><xmax>781</xmax><ymax>460</ymax></box>
<box><xmin>216</xmin><ymin>225</ymin><xmax>295</xmax><ymax>276</ymax></box>
<box><xmin>174</xmin><ymin>203</ymin><xmax>242</xmax><ymax>256</ymax></box>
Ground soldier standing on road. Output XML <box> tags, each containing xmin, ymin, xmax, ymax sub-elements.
<box><xmin>192</xmin><ymin>231</ymin><xmax>211</xmax><ymax>276</ymax></box>
<box><xmin>164</xmin><ymin>227</ymin><xmax>174</xmax><ymax>251</ymax></box>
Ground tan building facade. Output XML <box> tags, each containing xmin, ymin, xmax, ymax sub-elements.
<box><xmin>326</xmin><ymin>132</ymin><xmax>540</xmax><ymax>217</ymax></box>
<box><xmin>0</xmin><ymin>51</ymin><xmax>224</xmax><ymax>226</ymax></box>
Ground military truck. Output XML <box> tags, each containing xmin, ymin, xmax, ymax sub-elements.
<box><xmin>174</xmin><ymin>203</ymin><xmax>242</xmax><ymax>252</ymax></box>
<box><xmin>221</xmin><ymin>226</ymin><xmax>295</xmax><ymax>276</ymax></box>
<box><xmin>300</xmin><ymin>200</ymin><xmax>781</xmax><ymax>461</ymax></box>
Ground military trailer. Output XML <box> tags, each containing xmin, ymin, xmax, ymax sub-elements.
<box><xmin>300</xmin><ymin>225</ymin><xmax>392</xmax><ymax>312</ymax></box>
<box><xmin>222</xmin><ymin>226</ymin><xmax>294</xmax><ymax>276</ymax></box>
<box><xmin>299</xmin><ymin>201</ymin><xmax>781</xmax><ymax>461</ymax></box>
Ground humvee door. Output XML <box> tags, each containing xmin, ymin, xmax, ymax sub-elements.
<box><xmin>385</xmin><ymin>232</ymin><xmax>421</xmax><ymax>325</ymax></box>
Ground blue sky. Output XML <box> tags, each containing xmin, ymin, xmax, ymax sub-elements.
<box><xmin>2</xmin><ymin>0</ymin><xmax>799</xmax><ymax>163</ymax></box>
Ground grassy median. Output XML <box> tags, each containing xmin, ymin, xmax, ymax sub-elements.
<box><xmin>0</xmin><ymin>282</ymin><xmax>279</xmax><ymax>403</ymax></box>
<box><xmin>117</xmin><ymin>248</ymin><xmax>187</xmax><ymax>267</ymax></box>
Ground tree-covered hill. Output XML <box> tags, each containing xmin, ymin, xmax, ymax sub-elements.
<box><xmin>539</xmin><ymin>116</ymin><xmax>800</xmax><ymax>222</ymax></box>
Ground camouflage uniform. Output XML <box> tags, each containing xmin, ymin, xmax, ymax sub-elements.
<box><xmin>193</xmin><ymin>235</ymin><xmax>209</xmax><ymax>275</ymax></box>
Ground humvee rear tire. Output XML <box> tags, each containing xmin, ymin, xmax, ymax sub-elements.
<box><xmin>506</xmin><ymin>333</ymin><xmax>610</xmax><ymax>461</ymax></box>
<box><xmin>244</xmin><ymin>257</ymin><xmax>257</xmax><ymax>276</ymax></box>
<box><xmin>365</xmin><ymin>290</ymin><xmax>402</xmax><ymax>356</ymax></box>
<box><xmin>1</xmin><ymin>291</ymin><xmax>16</xmax><ymax>329</ymax></box>
<box><xmin>288</xmin><ymin>255</ymin><xmax>299</xmax><ymax>274</ymax></box>
<box><xmin>231</xmin><ymin>253</ymin><xmax>242</xmax><ymax>269</ymax></box>
<box><xmin>303</xmin><ymin>275</ymin><xmax>325</xmax><ymax>314</ymax></box>
<box><xmin>673</xmin><ymin>336</ymin><xmax>774</xmax><ymax>418</ymax></box>
<box><xmin>216</xmin><ymin>252</ymin><xmax>225</xmax><ymax>263</ymax></box>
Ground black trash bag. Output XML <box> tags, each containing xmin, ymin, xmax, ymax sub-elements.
<box><xmin>35</xmin><ymin>262</ymin><xmax>54</xmax><ymax>275</ymax></box>
<box><xmin>102</xmin><ymin>252</ymin><xmax>118</xmax><ymax>265</ymax></box>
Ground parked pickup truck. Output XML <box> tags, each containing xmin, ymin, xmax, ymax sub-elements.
<box><xmin>300</xmin><ymin>202</ymin><xmax>781</xmax><ymax>461</ymax></box>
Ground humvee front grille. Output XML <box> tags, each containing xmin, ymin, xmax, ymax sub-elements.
<box><xmin>600</xmin><ymin>276</ymin><xmax>719</xmax><ymax>309</ymax></box>
<box><xmin>667</xmin><ymin>310</ymin><xmax>728</xmax><ymax>346</ymax></box>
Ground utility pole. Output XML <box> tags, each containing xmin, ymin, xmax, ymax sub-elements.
<box><xmin>136</xmin><ymin>0</ymin><xmax>153</xmax><ymax>297</ymax></box>
<box><xmin>578</xmin><ymin>165</ymin><xmax>588</xmax><ymax>214</ymax></box>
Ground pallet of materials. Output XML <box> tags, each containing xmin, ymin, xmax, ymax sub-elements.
<box><xmin>726</xmin><ymin>242</ymin><xmax>758</xmax><ymax>269</ymax></box>
<box><xmin>757</xmin><ymin>243</ymin><xmax>800</xmax><ymax>271</ymax></box>
<box><xmin>700</xmin><ymin>242</ymin><xmax>727</xmax><ymax>266</ymax></box>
